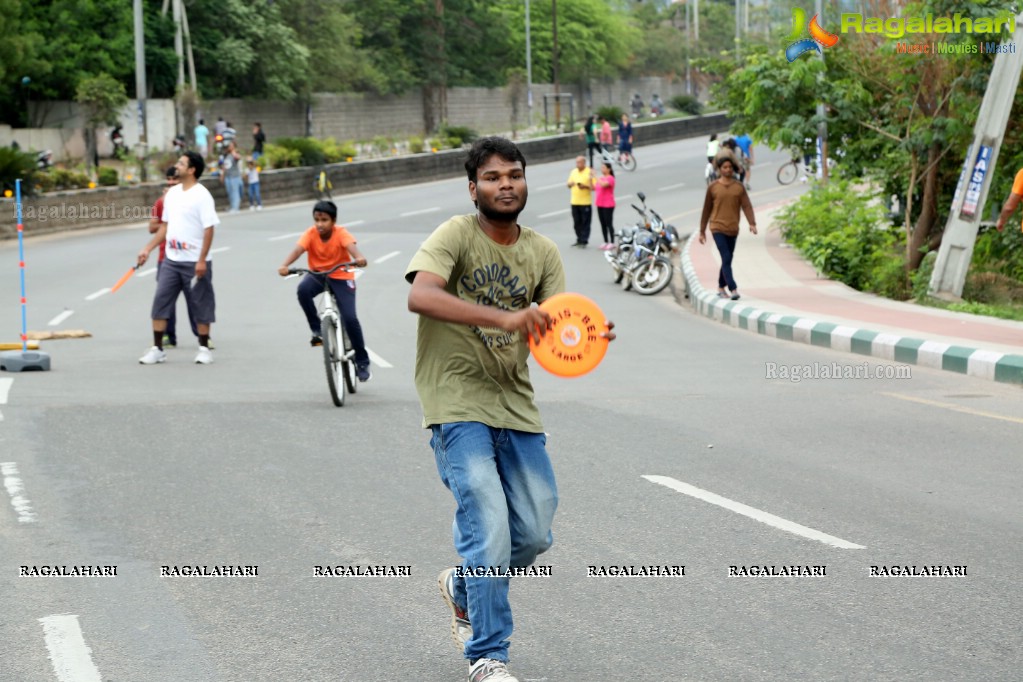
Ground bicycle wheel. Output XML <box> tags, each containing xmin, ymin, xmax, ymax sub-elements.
<box><xmin>341</xmin><ymin>322</ymin><xmax>357</xmax><ymax>395</ymax></box>
<box><xmin>322</xmin><ymin>313</ymin><xmax>345</xmax><ymax>407</ymax></box>
<box><xmin>777</xmin><ymin>161</ymin><xmax>798</xmax><ymax>186</ymax></box>
<box><xmin>619</xmin><ymin>153</ymin><xmax>637</xmax><ymax>172</ymax></box>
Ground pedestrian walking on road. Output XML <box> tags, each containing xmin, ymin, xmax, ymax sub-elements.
<box><xmin>580</xmin><ymin>116</ymin><xmax>600</xmax><ymax>168</ymax></box>
<box><xmin>405</xmin><ymin>135</ymin><xmax>615</xmax><ymax>682</ymax></box>
<box><xmin>246</xmin><ymin>157</ymin><xmax>263</xmax><ymax>211</ymax></box>
<box><xmin>194</xmin><ymin>119</ymin><xmax>210</xmax><ymax>160</ymax></box>
<box><xmin>699</xmin><ymin>156</ymin><xmax>757</xmax><ymax>301</ymax></box>
<box><xmin>136</xmin><ymin>151</ymin><xmax>219</xmax><ymax>365</ymax></box>
<box><xmin>220</xmin><ymin>140</ymin><xmax>243</xmax><ymax>213</ymax></box>
<box><xmin>566</xmin><ymin>155</ymin><xmax>594</xmax><ymax>247</ymax></box>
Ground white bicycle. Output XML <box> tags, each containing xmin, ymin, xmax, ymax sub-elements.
<box><xmin>286</xmin><ymin>263</ymin><xmax>358</xmax><ymax>407</ymax></box>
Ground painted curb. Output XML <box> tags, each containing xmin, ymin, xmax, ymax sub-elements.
<box><xmin>679</xmin><ymin>237</ymin><xmax>1023</xmax><ymax>386</ymax></box>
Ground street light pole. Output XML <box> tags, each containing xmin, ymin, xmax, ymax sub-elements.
<box><xmin>816</xmin><ymin>0</ymin><xmax>828</xmax><ymax>184</ymax></box>
<box><xmin>552</xmin><ymin>0</ymin><xmax>560</xmax><ymax>127</ymax></box>
<box><xmin>525</xmin><ymin>0</ymin><xmax>533</xmax><ymax>127</ymax></box>
<box><xmin>133</xmin><ymin>0</ymin><xmax>148</xmax><ymax>181</ymax></box>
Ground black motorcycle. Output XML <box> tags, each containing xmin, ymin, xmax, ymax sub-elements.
<box><xmin>604</xmin><ymin>192</ymin><xmax>680</xmax><ymax>296</ymax></box>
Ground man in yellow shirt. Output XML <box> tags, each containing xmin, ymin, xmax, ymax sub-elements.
<box><xmin>566</xmin><ymin>156</ymin><xmax>594</xmax><ymax>247</ymax></box>
<box><xmin>995</xmin><ymin>167</ymin><xmax>1023</xmax><ymax>232</ymax></box>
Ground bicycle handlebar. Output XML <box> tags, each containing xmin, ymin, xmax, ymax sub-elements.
<box><xmin>287</xmin><ymin>261</ymin><xmax>359</xmax><ymax>277</ymax></box>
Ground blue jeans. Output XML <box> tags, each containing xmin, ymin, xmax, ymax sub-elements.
<box><xmin>430</xmin><ymin>422</ymin><xmax>558</xmax><ymax>662</ymax></box>
<box><xmin>712</xmin><ymin>231</ymin><xmax>739</xmax><ymax>292</ymax></box>
<box><xmin>224</xmin><ymin>175</ymin><xmax>243</xmax><ymax>211</ymax></box>
<box><xmin>247</xmin><ymin>181</ymin><xmax>262</xmax><ymax>207</ymax></box>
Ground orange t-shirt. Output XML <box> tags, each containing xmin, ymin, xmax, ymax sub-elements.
<box><xmin>297</xmin><ymin>225</ymin><xmax>357</xmax><ymax>280</ymax></box>
<box><xmin>1012</xmin><ymin>169</ymin><xmax>1023</xmax><ymax>231</ymax></box>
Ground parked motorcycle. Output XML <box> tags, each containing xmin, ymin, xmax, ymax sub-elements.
<box><xmin>604</xmin><ymin>192</ymin><xmax>680</xmax><ymax>296</ymax></box>
<box><xmin>36</xmin><ymin>150</ymin><xmax>53</xmax><ymax>171</ymax></box>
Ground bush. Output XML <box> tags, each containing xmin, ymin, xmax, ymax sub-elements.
<box><xmin>264</xmin><ymin>142</ymin><xmax>301</xmax><ymax>169</ymax></box>
<box><xmin>0</xmin><ymin>147</ymin><xmax>38</xmax><ymax>196</ymax></box>
<box><xmin>274</xmin><ymin>137</ymin><xmax>325</xmax><ymax>166</ymax></box>
<box><xmin>50</xmin><ymin>168</ymin><xmax>92</xmax><ymax>190</ymax></box>
<box><xmin>31</xmin><ymin>170</ymin><xmax>55</xmax><ymax>193</ymax></box>
<box><xmin>776</xmin><ymin>177</ymin><xmax>897</xmax><ymax>292</ymax></box>
<box><xmin>596</xmin><ymin>106</ymin><xmax>623</xmax><ymax>124</ymax></box>
<box><xmin>409</xmin><ymin>136</ymin><xmax>425</xmax><ymax>154</ymax></box>
<box><xmin>970</xmin><ymin>226</ymin><xmax>1023</xmax><ymax>283</ymax></box>
<box><xmin>97</xmin><ymin>166</ymin><xmax>118</xmax><ymax>187</ymax></box>
<box><xmin>428</xmin><ymin>138</ymin><xmax>444</xmax><ymax>152</ymax></box>
<box><xmin>320</xmin><ymin>137</ymin><xmax>358</xmax><ymax>163</ymax></box>
<box><xmin>446</xmin><ymin>136</ymin><xmax>463</xmax><ymax>149</ymax></box>
<box><xmin>670</xmin><ymin>95</ymin><xmax>703</xmax><ymax>116</ymax></box>
<box><xmin>440</xmin><ymin>124</ymin><xmax>478</xmax><ymax>145</ymax></box>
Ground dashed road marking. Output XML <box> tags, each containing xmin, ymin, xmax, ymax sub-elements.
<box><xmin>136</xmin><ymin>267</ymin><xmax>156</xmax><ymax>278</ymax></box>
<box><xmin>366</xmin><ymin>348</ymin><xmax>393</xmax><ymax>368</ymax></box>
<box><xmin>374</xmin><ymin>251</ymin><xmax>401</xmax><ymax>265</ymax></box>
<box><xmin>84</xmin><ymin>289</ymin><xmax>110</xmax><ymax>301</ymax></box>
<box><xmin>1</xmin><ymin>461</ymin><xmax>37</xmax><ymax>523</ymax></box>
<box><xmin>642</xmin><ymin>475</ymin><xmax>865</xmax><ymax>549</ymax></box>
<box><xmin>209</xmin><ymin>246</ymin><xmax>231</xmax><ymax>255</ymax></box>
<box><xmin>47</xmin><ymin>310</ymin><xmax>74</xmax><ymax>327</ymax></box>
<box><xmin>268</xmin><ymin>232</ymin><xmax>304</xmax><ymax>242</ymax></box>
<box><xmin>400</xmin><ymin>207</ymin><xmax>441</xmax><ymax>217</ymax></box>
<box><xmin>39</xmin><ymin>614</ymin><xmax>103</xmax><ymax>682</ymax></box>
<box><xmin>659</xmin><ymin>183</ymin><xmax>686</xmax><ymax>191</ymax></box>
<box><xmin>539</xmin><ymin>209</ymin><xmax>569</xmax><ymax>218</ymax></box>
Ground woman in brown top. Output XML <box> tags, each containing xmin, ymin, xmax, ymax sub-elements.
<box><xmin>698</xmin><ymin>156</ymin><xmax>757</xmax><ymax>300</ymax></box>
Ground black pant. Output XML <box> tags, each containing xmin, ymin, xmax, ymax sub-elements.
<box><xmin>587</xmin><ymin>142</ymin><xmax>602</xmax><ymax>167</ymax></box>
<box><xmin>597</xmin><ymin>206</ymin><xmax>615</xmax><ymax>243</ymax></box>
<box><xmin>297</xmin><ymin>273</ymin><xmax>370</xmax><ymax>368</ymax></box>
<box><xmin>571</xmin><ymin>205</ymin><xmax>592</xmax><ymax>245</ymax></box>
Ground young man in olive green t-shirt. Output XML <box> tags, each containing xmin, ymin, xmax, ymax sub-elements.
<box><xmin>406</xmin><ymin>137</ymin><xmax>612</xmax><ymax>682</ymax></box>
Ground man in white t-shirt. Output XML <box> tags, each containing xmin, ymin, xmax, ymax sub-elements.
<box><xmin>136</xmin><ymin>151</ymin><xmax>220</xmax><ymax>365</ymax></box>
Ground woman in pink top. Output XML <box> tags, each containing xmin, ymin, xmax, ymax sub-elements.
<box><xmin>594</xmin><ymin>162</ymin><xmax>616</xmax><ymax>250</ymax></box>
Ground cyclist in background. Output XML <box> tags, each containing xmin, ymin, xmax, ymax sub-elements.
<box><xmin>277</xmin><ymin>200</ymin><xmax>372</xmax><ymax>382</ymax></box>
<box><xmin>734</xmin><ymin>133</ymin><xmax>754</xmax><ymax>189</ymax></box>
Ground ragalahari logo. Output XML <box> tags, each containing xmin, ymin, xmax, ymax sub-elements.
<box><xmin>786</xmin><ymin>7</ymin><xmax>840</xmax><ymax>61</ymax></box>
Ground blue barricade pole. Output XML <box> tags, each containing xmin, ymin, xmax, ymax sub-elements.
<box><xmin>16</xmin><ymin>179</ymin><xmax>27</xmax><ymax>352</ymax></box>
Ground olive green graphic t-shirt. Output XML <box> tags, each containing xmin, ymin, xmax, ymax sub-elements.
<box><xmin>405</xmin><ymin>214</ymin><xmax>566</xmax><ymax>432</ymax></box>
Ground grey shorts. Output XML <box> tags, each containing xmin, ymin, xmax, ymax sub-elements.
<box><xmin>151</xmin><ymin>259</ymin><xmax>215</xmax><ymax>324</ymax></box>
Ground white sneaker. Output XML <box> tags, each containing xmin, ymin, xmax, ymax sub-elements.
<box><xmin>138</xmin><ymin>346</ymin><xmax>167</xmax><ymax>365</ymax></box>
<box><xmin>194</xmin><ymin>346</ymin><xmax>213</xmax><ymax>364</ymax></box>
<box><xmin>468</xmin><ymin>659</ymin><xmax>518</xmax><ymax>682</ymax></box>
<box><xmin>256</xmin><ymin>205</ymin><xmax>262</xmax><ymax>211</ymax></box>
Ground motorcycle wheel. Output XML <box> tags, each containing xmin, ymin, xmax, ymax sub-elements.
<box><xmin>632</xmin><ymin>256</ymin><xmax>673</xmax><ymax>295</ymax></box>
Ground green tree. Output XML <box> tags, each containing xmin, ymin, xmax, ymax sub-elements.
<box><xmin>711</xmin><ymin>0</ymin><xmax>1011</xmax><ymax>272</ymax></box>
<box><xmin>76</xmin><ymin>73</ymin><xmax>129</xmax><ymax>173</ymax></box>
<box><xmin>0</xmin><ymin>0</ymin><xmax>47</xmax><ymax>126</ymax></box>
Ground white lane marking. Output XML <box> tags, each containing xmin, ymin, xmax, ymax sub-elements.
<box><xmin>354</xmin><ymin>270</ymin><xmax>364</xmax><ymax>281</ymax></box>
<box><xmin>47</xmin><ymin>310</ymin><xmax>75</xmax><ymax>327</ymax></box>
<box><xmin>539</xmin><ymin>209</ymin><xmax>569</xmax><ymax>218</ymax></box>
<box><xmin>644</xmin><ymin>162</ymin><xmax>669</xmax><ymax>169</ymax></box>
<box><xmin>374</xmin><ymin>251</ymin><xmax>401</xmax><ymax>265</ymax></box>
<box><xmin>537</xmin><ymin>182</ymin><xmax>566</xmax><ymax>191</ymax></box>
<box><xmin>136</xmin><ymin>267</ymin><xmax>156</xmax><ymax>278</ymax></box>
<box><xmin>39</xmin><ymin>614</ymin><xmax>103</xmax><ymax>682</ymax></box>
<box><xmin>268</xmin><ymin>232</ymin><xmax>304</xmax><ymax>242</ymax></box>
<box><xmin>1</xmin><ymin>462</ymin><xmax>37</xmax><ymax>523</ymax></box>
<box><xmin>400</xmin><ymin>207</ymin><xmax>441</xmax><ymax>217</ymax></box>
<box><xmin>0</xmin><ymin>377</ymin><xmax>11</xmax><ymax>403</ymax></box>
<box><xmin>658</xmin><ymin>183</ymin><xmax>686</xmax><ymax>191</ymax></box>
<box><xmin>366</xmin><ymin>348</ymin><xmax>393</xmax><ymax>368</ymax></box>
<box><xmin>209</xmin><ymin>247</ymin><xmax>231</xmax><ymax>255</ymax></box>
<box><xmin>642</xmin><ymin>475</ymin><xmax>865</xmax><ymax>550</ymax></box>
<box><xmin>618</xmin><ymin>194</ymin><xmax>634</xmax><ymax>202</ymax></box>
<box><xmin>85</xmin><ymin>289</ymin><xmax>110</xmax><ymax>301</ymax></box>
<box><xmin>345</xmin><ymin>220</ymin><xmax>365</xmax><ymax>227</ymax></box>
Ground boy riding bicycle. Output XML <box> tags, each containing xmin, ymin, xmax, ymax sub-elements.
<box><xmin>278</xmin><ymin>200</ymin><xmax>372</xmax><ymax>382</ymax></box>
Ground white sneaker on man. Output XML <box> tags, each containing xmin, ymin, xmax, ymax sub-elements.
<box><xmin>194</xmin><ymin>346</ymin><xmax>213</xmax><ymax>364</ymax></box>
<box><xmin>138</xmin><ymin>346</ymin><xmax>167</xmax><ymax>365</ymax></box>
<box><xmin>468</xmin><ymin>658</ymin><xmax>518</xmax><ymax>682</ymax></box>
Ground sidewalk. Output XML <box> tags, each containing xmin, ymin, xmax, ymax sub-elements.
<box><xmin>677</xmin><ymin>199</ymin><xmax>1023</xmax><ymax>385</ymax></box>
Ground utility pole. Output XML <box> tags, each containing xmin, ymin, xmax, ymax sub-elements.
<box><xmin>172</xmin><ymin>0</ymin><xmax>184</xmax><ymax>137</ymax></box>
<box><xmin>525</xmin><ymin>0</ymin><xmax>533</xmax><ymax>127</ymax></box>
<box><xmin>133</xmin><ymin>0</ymin><xmax>148</xmax><ymax>181</ymax></box>
<box><xmin>816</xmin><ymin>0</ymin><xmax>828</xmax><ymax>184</ymax></box>
<box><xmin>553</xmin><ymin>0</ymin><xmax>560</xmax><ymax>128</ymax></box>
<box><xmin>929</xmin><ymin>14</ymin><xmax>1023</xmax><ymax>299</ymax></box>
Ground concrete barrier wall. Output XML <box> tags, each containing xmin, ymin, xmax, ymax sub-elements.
<box><xmin>0</xmin><ymin>113</ymin><xmax>730</xmax><ymax>240</ymax></box>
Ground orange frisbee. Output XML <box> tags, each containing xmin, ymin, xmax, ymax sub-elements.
<box><xmin>528</xmin><ymin>292</ymin><xmax>609</xmax><ymax>377</ymax></box>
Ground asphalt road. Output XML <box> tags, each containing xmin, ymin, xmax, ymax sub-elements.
<box><xmin>1</xmin><ymin>138</ymin><xmax>1021</xmax><ymax>682</ymax></box>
